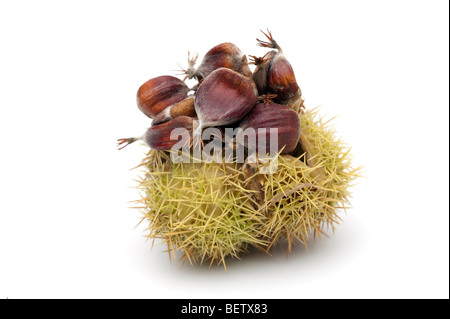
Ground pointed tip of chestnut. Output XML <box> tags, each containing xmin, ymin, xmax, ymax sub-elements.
<box><xmin>117</xmin><ymin>137</ymin><xmax>139</xmax><ymax>150</ymax></box>
<box><xmin>256</xmin><ymin>29</ymin><xmax>282</xmax><ymax>52</ymax></box>
<box><xmin>249</xmin><ymin>52</ymin><xmax>272</xmax><ymax>66</ymax></box>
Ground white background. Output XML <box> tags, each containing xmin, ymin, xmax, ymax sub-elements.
<box><xmin>0</xmin><ymin>0</ymin><xmax>448</xmax><ymax>299</ymax></box>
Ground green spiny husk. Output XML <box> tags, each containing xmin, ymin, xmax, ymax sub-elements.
<box><xmin>137</xmin><ymin>108</ymin><xmax>360</xmax><ymax>267</ymax></box>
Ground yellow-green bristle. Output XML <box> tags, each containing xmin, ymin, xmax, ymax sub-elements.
<box><xmin>138</xmin><ymin>153</ymin><xmax>267</xmax><ymax>267</ymax></box>
<box><xmin>136</xmin><ymin>108</ymin><xmax>360</xmax><ymax>268</ymax></box>
<box><xmin>256</xmin><ymin>109</ymin><xmax>361</xmax><ymax>252</ymax></box>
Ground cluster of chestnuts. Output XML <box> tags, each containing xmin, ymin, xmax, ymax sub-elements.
<box><xmin>119</xmin><ymin>30</ymin><xmax>358</xmax><ymax>268</ymax></box>
<box><xmin>118</xmin><ymin>30</ymin><xmax>303</xmax><ymax>154</ymax></box>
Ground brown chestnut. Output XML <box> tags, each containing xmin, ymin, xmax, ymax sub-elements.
<box><xmin>256</xmin><ymin>30</ymin><xmax>303</xmax><ymax>110</ymax></box>
<box><xmin>144</xmin><ymin>116</ymin><xmax>194</xmax><ymax>151</ymax></box>
<box><xmin>152</xmin><ymin>96</ymin><xmax>196</xmax><ymax>125</ymax></box>
<box><xmin>249</xmin><ymin>51</ymin><xmax>276</xmax><ymax>95</ymax></box>
<box><xmin>137</xmin><ymin>75</ymin><xmax>190</xmax><ymax>119</ymax></box>
<box><xmin>184</xmin><ymin>43</ymin><xmax>252</xmax><ymax>81</ymax></box>
<box><xmin>194</xmin><ymin>67</ymin><xmax>258</xmax><ymax>135</ymax></box>
<box><xmin>237</xmin><ymin>99</ymin><xmax>300</xmax><ymax>154</ymax></box>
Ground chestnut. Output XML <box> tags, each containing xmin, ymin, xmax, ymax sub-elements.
<box><xmin>237</xmin><ymin>99</ymin><xmax>301</xmax><ymax>154</ymax></box>
<box><xmin>152</xmin><ymin>96</ymin><xmax>196</xmax><ymax>125</ymax></box>
<box><xmin>137</xmin><ymin>75</ymin><xmax>190</xmax><ymax>119</ymax></box>
<box><xmin>255</xmin><ymin>30</ymin><xmax>303</xmax><ymax>110</ymax></box>
<box><xmin>144</xmin><ymin>116</ymin><xmax>194</xmax><ymax>151</ymax></box>
<box><xmin>249</xmin><ymin>51</ymin><xmax>276</xmax><ymax>95</ymax></box>
<box><xmin>117</xmin><ymin>115</ymin><xmax>195</xmax><ymax>151</ymax></box>
<box><xmin>184</xmin><ymin>43</ymin><xmax>252</xmax><ymax>81</ymax></box>
<box><xmin>194</xmin><ymin>67</ymin><xmax>258</xmax><ymax>136</ymax></box>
